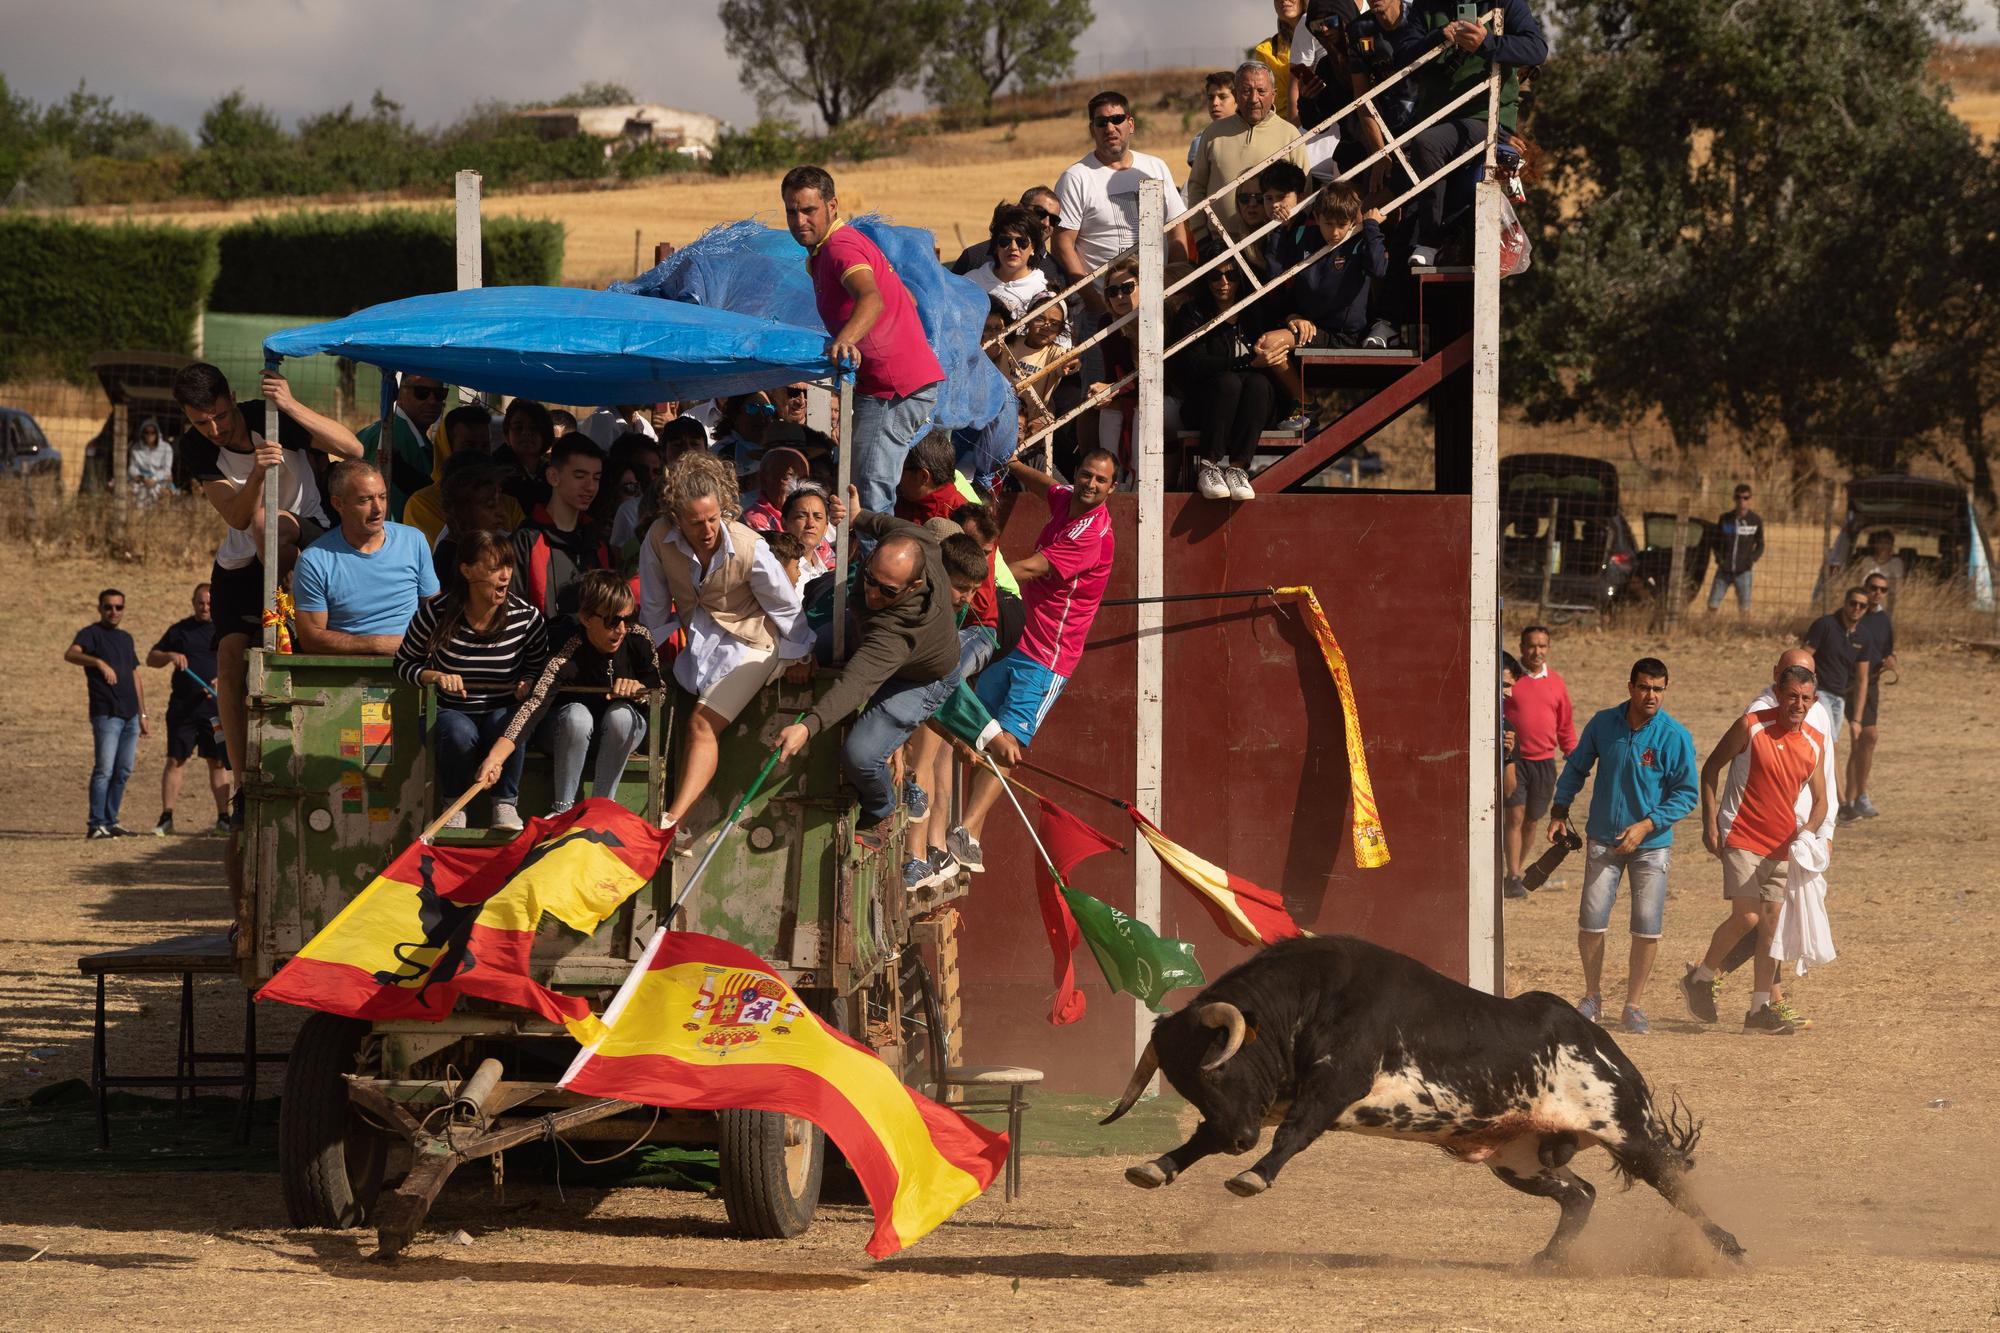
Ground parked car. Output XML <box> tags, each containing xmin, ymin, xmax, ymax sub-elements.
<box><xmin>1499</xmin><ymin>453</ymin><xmax>1639</xmax><ymax>615</ymax></box>
<box><xmin>1817</xmin><ymin>474</ymin><xmax>1996</xmax><ymax>611</ymax></box>
<box><xmin>0</xmin><ymin>406</ymin><xmax>63</xmax><ymax>480</ymax></box>
<box><xmin>1632</xmin><ymin>510</ymin><xmax>1714</xmax><ymax>604</ymax></box>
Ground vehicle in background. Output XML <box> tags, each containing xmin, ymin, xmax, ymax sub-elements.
<box><xmin>1499</xmin><ymin>453</ymin><xmax>1638</xmax><ymax>617</ymax></box>
<box><xmin>0</xmin><ymin>406</ymin><xmax>63</xmax><ymax>480</ymax></box>
<box><xmin>1633</xmin><ymin>510</ymin><xmax>1714</xmax><ymax>605</ymax></box>
<box><xmin>1817</xmin><ymin>474</ymin><xmax>1995</xmax><ymax>611</ymax></box>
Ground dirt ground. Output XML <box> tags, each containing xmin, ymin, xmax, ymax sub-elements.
<box><xmin>3</xmin><ymin>543</ymin><xmax>1998</xmax><ymax>1328</ymax></box>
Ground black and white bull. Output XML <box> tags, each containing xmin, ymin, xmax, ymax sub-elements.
<box><xmin>1104</xmin><ymin>936</ymin><xmax>1745</xmax><ymax>1265</ymax></box>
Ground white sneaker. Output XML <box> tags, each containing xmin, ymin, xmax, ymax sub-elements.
<box><xmin>1224</xmin><ymin>466</ymin><xmax>1255</xmax><ymax>501</ymax></box>
<box><xmin>443</xmin><ymin>811</ymin><xmax>468</xmax><ymax>830</ymax></box>
<box><xmin>1408</xmin><ymin>244</ymin><xmax>1439</xmax><ymax>269</ymax></box>
<box><xmin>1196</xmin><ymin>458</ymin><xmax>1231</xmax><ymax>500</ymax></box>
<box><xmin>1362</xmin><ymin>319</ymin><xmax>1396</xmax><ymax>349</ymax></box>
<box><xmin>491</xmin><ymin>801</ymin><xmax>523</xmax><ymax>831</ymax></box>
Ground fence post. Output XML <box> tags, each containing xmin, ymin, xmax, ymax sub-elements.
<box><xmin>1132</xmin><ymin>177</ymin><xmax>1168</xmax><ymax>1087</ymax></box>
<box><xmin>110</xmin><ymin>399</ymin><xmax>129</xmax><ymax>545</ymax></box>
<box><xmin>1818</xmin><ymin>478</ymin><xmax>1836</xmax><ymax>616</ymax></box>
<box><xmin>1538</xmin><ymin>496</ymin><xmax>1559</xmax><ymax>616</ymax></box>
<box><xmin>1665</xmin><ymin>492</ymin><xmax>1692</xmax><ymax>633</ymax></box>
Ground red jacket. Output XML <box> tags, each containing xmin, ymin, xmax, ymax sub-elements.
<box><xmin>1503</xmin><ymin>669</ymin><xmax>1576</xmax><ymax>761</ymax></box>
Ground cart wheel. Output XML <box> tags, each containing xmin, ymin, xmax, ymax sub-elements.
<box><xmin>717</xmin><ymin>1108</ymin><xmax>824</xmax><ymax>1239</ymax></box>
<box><xmin>279</xmin><ymin>1012</ymin><xmax>388</xmax><ymax>1228</ymax></box>
<box><xmin>896</xmin><ymin>948</ymin><xmax>946</xmax><ymax>1100</ymax></box>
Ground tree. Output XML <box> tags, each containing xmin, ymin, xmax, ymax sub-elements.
<box><xmin>197</xmin><ymin>90</ymin><xmax>286</xmax><ymax>153</ymax></box>
<box><xmin>550</xmin><ymin>81</ymin><xmax>638</xmax><ymax>108</ymax></box>
<box><xmin>924</xmin><ymin>0</ymin><xmax>1093</xmax><ymax>110</ymax></box>
<box><xmin>718</xmin><ymin>0</ymin><xmax>946</xmax><ymax>127</ymax></box>
<box><xmin>1505</xmin><ymin>0</ymin><xmax>1998</xmax><ymax>494</ymax></box>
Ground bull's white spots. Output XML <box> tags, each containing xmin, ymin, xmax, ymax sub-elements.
<box><xmin>1331</xmin><ymin>1045</ymin><xmax>1630</xmax><ymax>1156</ymax></box>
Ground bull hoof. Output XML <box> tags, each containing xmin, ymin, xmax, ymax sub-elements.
<box><xmin>1224</xmin><ymin>1171</ymin><xmax>1269</xmax><ymax>1197</ymax></box>
<box><xmin>1125</xmin><ymin>1162</ymin><xmax>1172</xmax><ymax>1189</ymax></box>
<box><xmin>1711</xmin><ymin>1229</ymin><xmax>1748</xmax><ymax>1264</ymax></box>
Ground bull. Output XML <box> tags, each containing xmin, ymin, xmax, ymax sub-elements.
<box><xmin>1104</xmin><ymin>936</ymin><xmax>1745</xmax><ymax>1265</ymax></box>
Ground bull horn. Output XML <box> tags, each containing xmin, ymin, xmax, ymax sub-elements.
<box><xmin>1100</xmin><ymin>1041</ymin><xmax>1159</xmax><ymax>1125</ymax></box>
<box><xmin>1196</xmin><ymin>1002</ymin><xmax>1247</xmax><ymax>1071</ymax></box>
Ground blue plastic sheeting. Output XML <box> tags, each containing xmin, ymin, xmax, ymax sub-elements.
<box><xmin>615</xmin><ymin>216</ymin><xmax>1018</xmax><ymax>474</ymax></box>
<box><xmin>263</xmin><ymin>286</ymin><xmax>837</xmax><ymax>405</ymax></box>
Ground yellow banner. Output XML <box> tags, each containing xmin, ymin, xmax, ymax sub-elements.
<box><xmin>1276</xmin><ymin>586</ymin><xmax>1390</xmax><ymax>868</ymax></box>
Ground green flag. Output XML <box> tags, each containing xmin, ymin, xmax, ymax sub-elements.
<box><xmin>1062</xmin><ymin>885</ymin><xmax>1206</xmax><ymax>1012</ymax></box>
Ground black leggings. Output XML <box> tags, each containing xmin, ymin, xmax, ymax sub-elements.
<box><xmin>1194</xmin><ymin>370</ymin><xmax>1276</xmax><ymax>470</ymax></box>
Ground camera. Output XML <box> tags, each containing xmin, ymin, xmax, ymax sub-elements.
<box><xmin>1311</xmin><ymin>2</ymin><xmax>1398</xmax><ymax>75</ymax></box>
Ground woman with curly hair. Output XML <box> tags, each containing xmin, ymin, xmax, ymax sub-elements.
<box><xmin>638</xmin><ymin>451</ymin><xmax>807</xmax><ymax>833</ymax></box>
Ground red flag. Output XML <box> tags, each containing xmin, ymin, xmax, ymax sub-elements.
<box><xmin>1128</xmin><ymin>806</ymin><xmax>1304</xmax><ymax>947</ymax></box>
<box><xmin>1033</xmin><ymin>798</ymin><xmax>1125</xmax><ymax>1025</ymax></box>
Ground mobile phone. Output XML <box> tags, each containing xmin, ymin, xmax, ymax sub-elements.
<box><xmin>1457</xmin><ymin>1</ymin><xmax>1479</xmax><ymax>20</ymax></box>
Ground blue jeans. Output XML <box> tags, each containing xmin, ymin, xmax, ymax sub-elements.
<box><xmin>1707</xmin><ymin>569</ymin><xmax>1753</xmax><ymax>611</ymax></box>
<box><xmin>89</xmin><ymin>713</ymin><xmax>140</xmax><ymax>829</ymax></box>
<box><xmin>958</xmin><ymin>625</ymin><xmax>997</xmax><ymax>681</ymax></box>
<box><xmin>538</xmin><ymin>700</ymin><xmax>647</xmax><ymax>812</ymax></box>
<box><xmin>1578</xmin><ymin>843</ymin><xmax>1672</xmax><ymax>938</ymax></box>
<box><xmin>849</xmin><ymin>383</ymin><xmax>939</xmax><ymax>516</ymax></box>
<box><xmin>844</xmin><ymin>670</ymin><xmax>962</xmax><ymax>825</ymax></box>
<box><xmin>433</xmin><ymin>705</ymin><xmax>527</xmax><ymax>805</ymax></box>
<box><xmin>1822</xmin><ymin>692</ymin><xmax>1846</xmax><ymax>735</ymax></box>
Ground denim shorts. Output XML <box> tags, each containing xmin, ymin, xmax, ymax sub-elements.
<box><xmin>1577</xmin><ymin>842</ymin><xmax>1671</xmax><ymax>938</ymax></box>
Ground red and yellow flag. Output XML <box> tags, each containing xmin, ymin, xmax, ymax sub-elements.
<box><xmin>560</xmin><ymin>931</ymin><xmax>1007</xmax><ymax>1258</ymax></box>
<box><xmin>257</xmin><ymin>799</ymin><xmax>671</xmax><ymax>1042</ymax></box>
<box><xmin>1128</xmin><ymin>807</ymin><xmax>1305</xmax><ymax>947</ymax></box>
<box><xmin>1276</xmin><ymin>585</ymin><xmax>1391</xmax><ymax>868</ymax></box>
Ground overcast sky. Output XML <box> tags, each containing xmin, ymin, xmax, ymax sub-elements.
<box><xmin>3</xmin><ymin>0</ymin><xmax>1995</xmax><ymax>135</ymax></box>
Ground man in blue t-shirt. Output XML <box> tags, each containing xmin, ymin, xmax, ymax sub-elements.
<box><xmin>147</xmin><ymin>581</ymin><xmax>231</xmax><ymax>835</ymax></box>
<box><xmin>1547</xmin><ymin>657</ymin><xmax>1698</xmax><ymax>1035</ymax></box>
<box><xmin>293</xmin><ymin>461</ymin><xmax>438</xmax><ymax>655</ymax></box>
<box><xmin>64</xmin><ymin>587</ymin><xmax>151</xmax><ymax>838</ymax></box>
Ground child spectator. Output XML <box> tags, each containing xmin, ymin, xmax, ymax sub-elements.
<box><xmin>484</xmin><ymin>570</ymin><xmax>661</xmax><ymax>816</ymax></box>
<box><xmin>1087</xmin><ymin>256</ymin><xmax>1141</xmax><ymax>481</ymax></box>
<box><xmin>496</xmin><ymin>399</ymin><xmax>554</xmax><ymax>511</ymax></box>
<box><xmin>763</xmin><ymin>530</ymin><xmax>808</xmax><ymax>589</ymax></box>
<box><xmin>965</xmin><ymin>204</ymin><xmax>1055</xmax><ymax>322</ymax></box>
<box><xmin>1190</xmin><ymin>71</ymin><xmax>1238</xmax><ymax>167</ymax></box>
<box><xmin>1280</xmin><ymin>183</ymin><xmax>1393</xmax><ymax>349</ymax></box>
<box><xmin>742</xmin><ymin>447</ymin><xmax>811</xmax><ymax>533</ymax></box>
<box><xmin>396</xmin><ymin>531</ymin><xmax>550</xmax><ymax>830</ymax></box>
<box><xmin>1259</xmin><ymin>160</ymin><xmax>1318</xmax><ymax>272</ymax></box>
<box><xmin>1168</xmin><ymin>256</ymin><xmax>1293</xmax><ymax>502</ymax></box>
<box><xmin>952</xmin><ymin>503</ymin><xmax>1023</xmax><ymax>658</ymax></box>
<box><xmin>512</xmin><ymin>435</ymin><xmax>614</xmax><ymax>626</ymax></box>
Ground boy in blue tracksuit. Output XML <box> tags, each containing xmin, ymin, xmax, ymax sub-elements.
<box><xmin>1547</xmin><ymin>657</ymin><xmax>1697</xmax><ymax>1035</ymax></box>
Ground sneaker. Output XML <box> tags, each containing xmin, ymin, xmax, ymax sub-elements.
<box><xmin>1837</xmin><ymin>802</ymin><xmax>1858</xmax><ymax>824</ymax></box>
<box><xmin>154</xmin><ymin>812</ymin><xmax>174</xmax><ymax>837</ymax></box>
<box><xmin>210</xmin><ymin>817</ymin><xmax>232</xmax><ymax>836</ymax></box>
<box><xmin>900</xmin><ymin>778</ymin><xmax>928</xmax><ymax>820</ymax></box>
<box><xmin>1274</xmin><ymin>413</ymin><xmax>1314</xmax><ymax>434</ymax></box>
<box><xmin>1361</xmin><ymin>319</ymin><xmax>1397</xmax><ymax>349</ymax></box>
<box><xmin>1196</xmin><ymin>459</ymin><xmax>1231</xmax><ymax>501</ymax></box>
<box><xmin>548</xmin><ymin>799</ymin><xmax>574</xmax><ymax>817</ymax></box>
<box><xmin>1223</xmin><ymin>467</ymin><xmax>1255</xmax><ymax>502</ymax></box>
<box><xmin>1679</xmin><ymin>964</ymin><xmax>1719</xmax><ymax>1024</ymax></box>
<box><xmin>924</xmin><ymin>847</ymin><xmax>962</xmax><ymax>888</ymax></box>
<box><xmin>1768</xmin><ymin>998</ymin><xmax>1814</xmax><ymax>1031</ymax></box>
<box><xmin>947</xmin><ymin>826</ymin><xmax>984</xmax><ymax>873</ymax></box>
<box><xmin>87</xmin><ymin>825</ymin><xmax>113</xmax><ymax>841</ymax></box>
<box><xmin>228</xmin><ymin>790</ymin><xmax>245</xmax><ymax>832</ymax></box>
<box><xmin>1853</xmin><ymin>794</ymin><xmax>1881</xmax><ymax>819</ymax></box>
<box><xmin>855</xmin><ymin>823</ymin><xmax>889</xmax><ymax>855</ymax></box>
<box><xmin>1408</xmin><ymin>244</ymin><xmax>1440</xmax><ymax>269</ymax></box>
<box><xmin>108</xmin><ymin>824</ymin><xmax>139</xmax><ymax>837</ymax></box>
<box><xmin>1574</xmin><ymin>994</ymin><xmax>1602</xmax><ymax>1023</ymax></box>
<box><xmin>902</xmin><ymin>856</ymin><xmax>932</xmax><ymax>891</ymax></box>
<box><xmin>1502</xmin><ymin>874</ymin><xmax>1529</xmax><ymax>900</ymax></box>
<box><xmin>1621</xmin><ymin>1006</ymin><xmax>1650</xmax><ymax>1035</ymax></box>
<box><xmin>491</xmin><ymin>801</ymin><xmax>524</xmax><ymax>832</ymax></box>
<box><xmin>1743</xmin><ymin>1004</ymin><xmax>1796</xmax><ymax>1036</ymax></box>
<box><xmin>443</xmin><ymin>811</ymin><xmax>467</xmax><ymax>830</ymax></box>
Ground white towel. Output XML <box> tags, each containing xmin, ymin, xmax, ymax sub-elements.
<box><xmin>1769</xmin><ymin>830</ymin><xmax>1836</xmax><ymax>976</ymax></box>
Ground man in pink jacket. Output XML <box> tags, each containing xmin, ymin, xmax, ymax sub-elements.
<box><xmin>1502</xmin><ymin>624</ymin><xmax>1576</xmax><ymax>898</ymax></box>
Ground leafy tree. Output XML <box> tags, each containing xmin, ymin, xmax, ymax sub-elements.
<box><xmin>718</xmin><ymin>0</ymin><xmax>947</xmax><ymax>127</ymax></box>
<box><xmin>924</xmin><ymin>0</ymin><xmax>1093</xmax><ymax>110</ymax></box>
<box><xmin>549</xmin><ymin>81</ymin><xmax>638</xmax><ymax>108</ymax></box>
<box><xmin>197</xmin><ymin>90</ymin><xmax>286</xmax><ymax>153</ymax></box>
<box><xmin>1507</xmin><ymin>0</ymin><xmax>1998</xmax><ymax>496</ymax></box>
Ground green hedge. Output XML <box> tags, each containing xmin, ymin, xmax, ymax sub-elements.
<box><xmin>207</xmin><ymin>209</ymin><xmax>566</xmax><ymax>315</ymax></box>
<box><xmin>0</xmin><ymin>216</ymin><xmax>218</xmax><ymax>380</ymax></box>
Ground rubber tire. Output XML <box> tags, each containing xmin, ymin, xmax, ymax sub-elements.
<box><xmin>278</xmin><ymin>1011</ymin><xmax>387</xmax><ymax>1228</ymax></box>
<box><xmin>897</xmin><ymin>949</ymin><xmax>946</xmax><ymax>1100</ymax></box>
<box><xmin>717</xmin><ymin>1107</ymin><xmax>825</xmax><ymax>1239</ymax></box>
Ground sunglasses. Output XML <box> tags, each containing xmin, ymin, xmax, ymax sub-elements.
<box><xmin>993</xmin><ymin>234</ymin><xmax>1033</xmax><ymax>250</ymax></box>
<box><xmin>777</xmin><ymin>386</ymin><xmax>808</xmax><ymax>399</ymax></box>
<box><xmin>1105</xmin><ymin>280</ymin><xmax>1138</xmax><ymax>298</ymax></box>
<box><xmin>405</xmin><ymin>384</ymin><xmax>444</xmax><ymax>401</ymax></box>
<box><xmin>100</xmin><ymin>602</ymin><xmax>124</xmax><ymax>611</ymax></box>
<box><xmin>1091</xmin><ymin>113</ymin><xmax>1132</xmax><ymax>128</ymax></box>
<box><xmin>1028</xmin><ymin>205</ymin><xmax>1057</xmax><ymax>223</ymax></box>
<box><xmin>861</xmin><ymin>569</ymin><xmax>914</xmax><ymax>599</ymax></box>
<box><xmin>593</xmin><ymin>612</ymin><xmax>638</xmax><ymax>629</ymax></box>
<box><xmin>1866</xmin><ymin>584</ymin><xmax>1889</xmax><ymax>594</ymax></box>
<box><xmin>1845</xmin><ymin>600</ymin><xmax>1869</xmax><ymax>610</ymax></box>
<box><xmin>1236</xmin><ymin>191</ymin><xmax>1264</xmax><ymax>205</ymax></box>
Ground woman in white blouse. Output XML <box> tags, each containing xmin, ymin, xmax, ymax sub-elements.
<box><xmin>637</xmin><ymin>451</ymin><xmax>805</xmax><ymax>835</ymax></box>
<box><xmin>966</xmin><ymin>203</ymin><xmax>1055</xmax><ymax>323</ymax></box>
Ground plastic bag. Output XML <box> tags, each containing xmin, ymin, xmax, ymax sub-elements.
<box><xmin>1499</xmin><ymin>197</ymin><xmax>1532</xmax><ymax>278</ymax></box>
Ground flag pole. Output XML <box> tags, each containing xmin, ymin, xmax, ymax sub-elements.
<box><xmin>980</xmin><ymin>753</ymin><xmax>1068</xmax><ymax>891</ymax></box>
<box><xmin>420</xmin><ymin>777</ymin><xmax>492</xmax><ymax>845</ymax></box>
<box><xmin>665</xmin><ymin>713</ymin><xmax>807</xmax><ymax>922</ymax></box>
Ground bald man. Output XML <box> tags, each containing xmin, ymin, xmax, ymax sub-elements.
<box><xmin>778</xmin><ymin>487</ymin><xmax>961</xmax><ymax>857</ymax></box>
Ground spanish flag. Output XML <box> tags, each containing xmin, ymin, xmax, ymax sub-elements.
<box><xmin>1128</xmin><ymin>807</ymin><xmax>1305</xmax><ymax>947</ymax></box>
<box><xmin>559</xmin><ymin>931</ymin><xmax>1007</xmax><ymax>1258</ymax></box>
<box><xmin>257</xmin><ymin>799</ymin><xmax>671</xmax><ymax>1042</ymax></box>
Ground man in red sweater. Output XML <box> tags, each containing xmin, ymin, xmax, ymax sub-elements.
<box><xmin>1502</xmin><ymin>624</ymin><xmax>1576</xmax><ymax>898</ymax></box>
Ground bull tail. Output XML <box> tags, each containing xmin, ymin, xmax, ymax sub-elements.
<box><xmin>1101</xmin><ymin>1041</ymin><xmax>1160</xmax><ymax>1124</ymax></box>
<box><xmin>1608</xmin><ymin>1087</ymin><xmax>1705</xmax><ymax>1189</ymax></box>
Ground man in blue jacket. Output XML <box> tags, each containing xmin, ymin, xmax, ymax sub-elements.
<box><xmin>1547</xmin><ymin>657</ymin><xmax>1697</xmax><ymax>1036</ymax></box>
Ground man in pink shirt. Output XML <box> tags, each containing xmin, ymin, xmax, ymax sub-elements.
<box><xmin>951</xmin><ymin>449</ymin><xmax>1118</xmax><ymax>872</ymax></box>
<box><xmin>1502</xmin><ymin>624</ymin><xmax>1577</xmax><ymax>899</ymax></box>
<box><xmin>782</xmin><ymin>164</ymin><xmax>946</xmax><ymax>516</ymax></box>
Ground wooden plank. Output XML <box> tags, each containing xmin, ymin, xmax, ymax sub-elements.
<box><xmin>79</xmin><ymin>932</ymin><xmax>236</xmax><ymax>976</ymax></box>
<box><xmin>1252</xmin><ymin>333</ymin><xmax>1472</xmax><ymax>494</ymax></box>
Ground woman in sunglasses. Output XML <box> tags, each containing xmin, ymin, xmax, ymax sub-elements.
<box><xmin>967</xmin><ymin>203</ymin><xmax>1055</xmax><ymax>323</ymax></box>
<box><xmin>1167</xmin><ymin>253</ymin><xmax>1294</xmax><ymax>502</ymax></box>
<box><xmin>483</xmin><ymin>569</ymin><xmax>662</xmax><ymax>816</ymax></box>
<box><xmin>638</xmin><ymin>452</ymin><xmax>807</xmax><ymax>836</ymax></box>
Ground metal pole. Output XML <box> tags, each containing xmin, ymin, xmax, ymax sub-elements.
<box><xmin>455</xmin><ymin>170</ymin><xmax>482</xmax><ymax>291</ymax></box>
<box><xmin>833</xmin><ymin>373</ymin><xmax>854</xmax><ymax>661</ymax></box>
<box><xmin>261</xmin><ymin>381</ymin><xmax>279</xmax><ymax>652</ymax></box>
<box><xmin>1132</xmin><ymin>179</ymin><xmax>1167</xmax><ymax>1072</ymax></box>
<box><xmin>1538</xmin><ymin>496</ymin><xmax>1558</xmax><ymax>618</ymax></box>
<box><xmin>1818</xmin><ymin>478</ymin><xmax>1836</xmax><ymax>616</ymax></box>
<box><xmin>1465</xmin><ymin>160</ymin><xmax>1504</xmax><ymax>996</ymax></box>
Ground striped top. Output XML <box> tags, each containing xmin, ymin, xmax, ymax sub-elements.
<box><xmin>394</xmin><ymin>594</ymin><xmax>550</xmax><ymax>715</ymax></box>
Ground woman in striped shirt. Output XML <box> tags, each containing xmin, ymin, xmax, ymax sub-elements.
<box><xmin>395</xmin><ymin>530</ymin><xmax>550</xmax><ymax>830</ymax></box>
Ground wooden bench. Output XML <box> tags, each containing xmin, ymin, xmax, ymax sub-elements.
<box><xmin>77</xmin><ymin>931</ymin><xmax>276</xmax><ymax>1149</ymax></box>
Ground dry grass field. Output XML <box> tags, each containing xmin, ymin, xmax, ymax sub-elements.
<box><xmin>2</xmin><ymin>531</ymin><xmax>1997</xmax><ymax>1327</ymax></box>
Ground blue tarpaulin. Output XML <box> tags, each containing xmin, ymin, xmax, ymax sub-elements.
<box><xmin>263</xmin><ymin>286</ymin><xmax>837</xmax><ymax>405</ymax></box>
<box><xmin>615</xmin><ymin>216</ymin><xmax>1017</xmax><ymax>473</ymax></box>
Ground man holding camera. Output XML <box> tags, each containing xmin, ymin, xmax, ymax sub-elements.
<box><xmin>1547</xmin><ymin>658</ymin><xmax>1698</xmax><ymax>1035</ymax></box>
<box><xmin>1382</xmin><ymin>0</ymin><xmax>1547</xmax><ymax>266</ymax></box>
